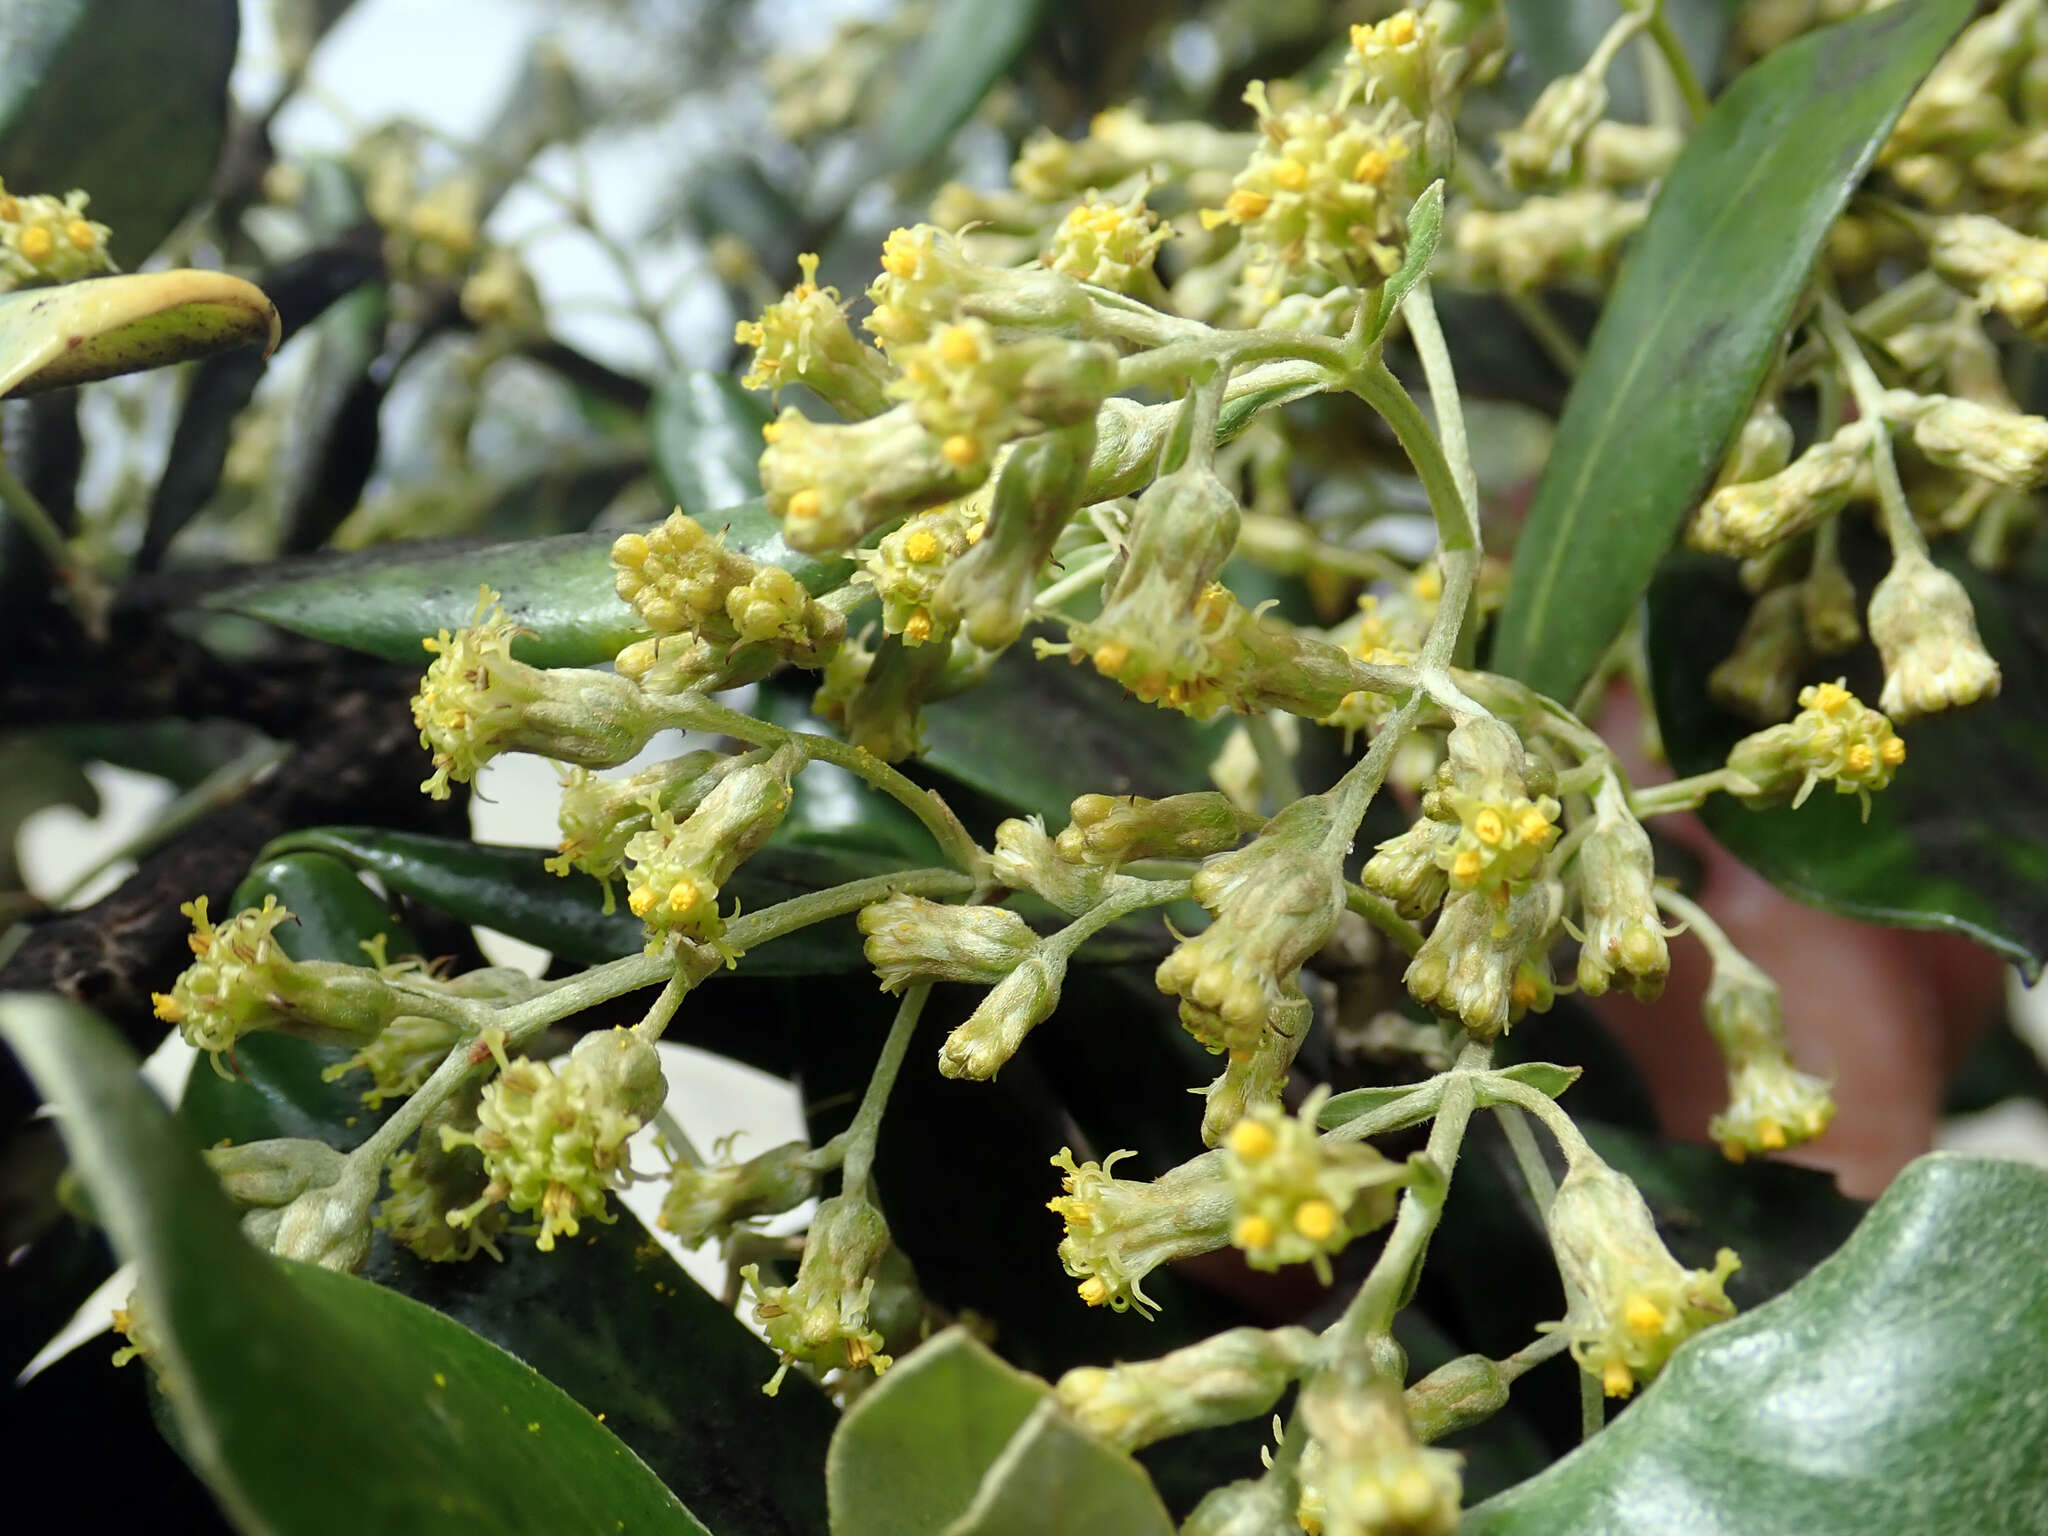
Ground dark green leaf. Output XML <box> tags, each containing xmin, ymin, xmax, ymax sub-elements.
<box><xmin>866</xmin><ymin>0</ymin><xmax>1048</xmax><ymax>178</ymax></box>
<box><xmin>208</xmin><ymin>498</ymin><xmax>851</xmax><ymax>667</ymax></box>
<box><xmin>1489</xmin><ymin>0</ymin><xmax>1972</xmax><ymax>702</ymax></box>
<box><xmin>1463</xmin><ymin>1154</ymin><xmax>2048</xmax><ymax>1535</ymax></box>
<box><xmin>259</xmin><ymin>825</ymin><xmax>910</xmax><ymax>972</ymax></box>
<box><xmin>651</xmin><ymin>371</ymin><xmax>771</xmax><ymax>522</ymax></box>
<box><xmin>0</xmin><ymin>0</ymin><xmax>237</xmax><ymax>261</ymax></box>
<box><xmin>1646</xmin><ymin>550</ymin><xmax>2048</xmax><ymax>977</ymax></box>
<box><xmin>827</xmin><ymin>1327</ymin><xmax>1050</xmax><ymax>1536</ymax></box>
<box><xmin>0</xmin><ymin>998</ymin><xmax>707</xmax><ymax>1536</ymax></box>
<box><xmin>946</xmin><ymin>1400</ymin><xmax>1176</xmax><ymax>1536</ymax></box>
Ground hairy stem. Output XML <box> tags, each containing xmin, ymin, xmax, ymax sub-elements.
<box><xmin>840</xmin><ymin>983</ymin><xmax>932</xmax><ymax>1198</ymax></box>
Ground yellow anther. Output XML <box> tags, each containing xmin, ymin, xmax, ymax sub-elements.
<box><xmin>1516</xmin><ymin>806</ymin><xmax>1555</xmax><ymax>844</ymax></box>
<box><xmin>151</xmin><ymin>993</ymin><xmax>184</xmax><ymax>1023</ymax></box>
<box><xmin>1411</xmin><ymin>566</ymin><xmax>1442</xmax><ymax>601</ymax></box>
<box><xmin>667</xmin><ymin>883</ymin><xmax>701</xmax><ymax>915</ymax></box>
<box><xmin>941</xmin><ymin>433</ymin><xmax>981</xmax><ymax>467</ymax></box>
<box><xmin>903</xmin><ymin>529</ymin><xmax>943</xmax><ymax>563</ymax></box>
<box><xmin>1511</xmin><ymin>970</ymin><xmax>1541</xmax><ymax>1010</ymax></box>
<box><xmin>1224</xmin><ymin>188</ymin><xmax>1271</xmax><ymax>222</ymax></box>
<box><xmin>19</xmin><ymin>225</ymin><xmax>52</xmax><ymax>261</ymax></box>
<box><xmin>0</xmin><ymin>196</ymin><xmax>17</xmax><ymax>220</ymax></box>
<box><xmin>1881</xmin><ymin>735</ymin><xmax>1907</xmax><ymax>766</ymax></box>
<box><xmin>1291</xmin><ymin>1199</ymin><xmax>1339</xmax><ymax>1242</ymax></box>
<box><xmin>786</xmin><ymin>488</ymin><xmax>824</xmax><ymax>520</ymax></box>
<box><xmin>1385</xmin><ymin>12</ymin><xmax>1418</xmax><ymax>45</ymax></box>
<box><xmin>1353</xmin><ymin>149</ymin><xmax>1394</xmax><ymax>185</ymax></box>
<box><xmin>1077</xmin><ymin>1276</ymin><xmax>1111</xmax><ymax>1307</ymax></box>
<box><xmin>65</xmin><ymin>220</ymin><xmax>97</xmax><ymax>251</ymax></box>
<box><xmin>762</xmin><ymin>420</ymin><xmax>785</xmax><ymax>443</ymax></box>
<box><xmin>627</xmin><ymin>887</ymin><xmax>656</xmax><ymax>918</ymax></box>
<box><xmin>880</xmin><ymin>229</ymin><xmax>919</xmax><ymax>278</ymax></box>
<box><xmin>1808</xmin><ymin>681</ymin><xmax>1852</xmax><ymax>714</ymax></box>
<box><xmin>1757</xmin><ymin>1118</ymin><xmax>1787</xmax><ymax>1151</ymax></box>
<box><xmin>903</xmin><ymin>609</ymin><xmax>933</xmax><ymax>644</ymax></box>
<box><xmin>1603</xmin><ymin>1359</ymin><xmax>1636</xmax><ymax>1398</ymax></box>
<box><xmin>1624</xmin><ymin>1295</ymin><xmax>1667</xmax><ymax>1337</ymax></box>
<box><xmin>1273</xmin><ymin>158</ymin><xmax>1308</xmax><ymax>190</ymax></box>
<box><xmin>1091</xmin><ymin>641</ymin><xmax>1131</xmax><ymax>675</ymax></box>
<box><xmin>1845</xmin><ymin>743</ymin><xmax>1874</xmax><ymax>774</ymax></box>
<box><xmin>1234</xmin><ymin>1213</ymin><xmax>1276</xmax><ymax>1250</ymax></box>
<box><xmin>1472</xmin><ymin>807</ymin><xmax>1506</xmax><ymax>846</ymax></box>
<box><xmin>937</xmin><ymin>325</ymin><xmax>982</xmax><ymax>365</ymax></box>
<box><xmin>1226</xmin><ymin>1119</ymin><xmax>1278</xmax><ymax>1161</ymax></box>
<box><xmin>1451</xmin><ymin>848</ymin><xmax>1484</xmax><ymax>885</ymax></box>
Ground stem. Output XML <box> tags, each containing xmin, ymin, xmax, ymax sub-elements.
<box><xmin>1815</xmin><ymin>290</ymin><xmax>1929</xmax><ymax>561</ymax></box>
<box><xmin>1245</xmin><ymin>715</ymin><xmax>1302</xmax><ymax>812</ymax></box>
<box><xmin>1321</xmin><ymin>1076</ymin><xmax>1450</xmax><ymax>1144</ymax></box>
<box><xmin>633</xmin><ymin>970</ymin><xmax>690</xmax><ymax>1043</ymax></box>
<box><xmin>1343</xmin><ymin>883</ymin><xmax>1426</xmax><ymax>955</ymax></box>
<box><xmin>1479</xmin><ymin>1076</ymin><xmax>1596</xmax><ymax>1168</ymax></box>
<box><xmin>1349</xmin><ymin>361</ymin><xmax>1473</xmax><ymax>555</ymax></box>
<box><xmin>839</xmin><ymin>983</ymin><xmax>932</xmax><ymax>1198</ymax></box>
<box><xmin>1033</xmin><ymin>551</ymin><xmax>1116</xmax><ymax>611</ymax></box>
<box><xmin>1051</xmin><ymin>876</ymin><xmax>1190</xmax><ymax>957</ymax></box>
<box><xmin>1643</xmin><ymin>6</ymin><xmax>1710</xmax><ymax>123</ymax></box>
<box><xmin>1326</xmin><ymin>692</ymin><xmax>1427</xmax><ymax>851</ymax></box>
<box><xmin>1506</xmin><ymin>291</ymin><xmax>1583</xmax><ymax>377</ymax></box>
<box><xmin>1580</xmin><ymin>1366</ymin><xmax>1608</xmax><ymax>1440</ymax></box>
<box><xmin>0</xmin><ymin>455</ymin><xmax>75</xmax><ymax>575</ymax></box>
<box><xmin>1628</xmin><ymin>767</ymin><xmax>1743</xmax><ymax>817</ymax></box>
<box><xmin>1498</xmin><ymin>1326</ymin><xmax>1573</xmax><ymax>1385</ymax></box>
<box><xmin>1494</xmin><ymin>1104</ymin><xmax>1558</xmax><ymax>1213</ymax></box>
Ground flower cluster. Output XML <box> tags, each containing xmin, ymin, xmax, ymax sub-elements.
<box><xmin>1044</xmin><ymin>191</ymin><xmax>1171</xmax><ymax>292</ymax></box>
<box><xmin>0</xmin><ymin>178</ymin><xmax>114</xmax><ymax>290</ymax></box>
<box><xmin>741</xmin><ymin>1194</ymin><xmax>896</xmax><ymax>1393</ymax></box>
<box><xmin>659</xmin><ymin>1137</ymin><xmax>819</xmax><ymax>1248</ymax></box>
<box><xmin>611</xmin><ymin>511</ymin><xmax>842</xmax><ymax>673</ymax></box>
<box><xmin>734</xmin><ymin>252</ymin><xmax>893</xmax><ymax>418</ymax></box>
<box><xmin>621</xmin><ymin>743</ymin><xmax>804</xmax><ymax>951</ymax></box>
<box><xmin>1702</xmin><ymin>951</ymin><xmax>1837</xmax><ymax>1161</ymax></box>
<box><xmin>1046</xmin><ymin>1147</ymin><xmax>1234</xmax><ymax>1317</ymax></box>
<box><xmin>1294</xmin><ymin>1368</ymin><xmax>1463</xmax><ymax>1536</ymax></box>
<box><xmin>1725</xmin><ymin>679</ymin><xmax>1906</xmax><ymax>816</ymax></box>
<box><xmin>1220</xmin><ymin>1096</ymin><xmax>1406</xmax><ymax>1283</ymax></box>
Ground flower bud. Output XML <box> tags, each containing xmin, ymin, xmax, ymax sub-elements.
<box><xmin>1056</xmin><ymin>1326</ymin><xmax>1317</xmax><ymax>1453</ymax></box>
<box><xmin>322</xmin><ymin>961</ymin><xmax>542</xmax><ymax>1107</ymax></box>
<box><xmin>1046</xmin><ymin>1147</ymin><xmax>1235</xmax><ymax>1316</ymax></box>
<box><xmin>1360</xmin><ymin>820</ymin><xmax>1454</xmax><ymax>922</ymax></box>
<box><xmin>743</xmin><ymin>1193</ymin><xmax>894</xmax><ymax>1392</ymax></box>
<box><xmin>864</xmin><ymin>223</ymin><xmax>1090</xmax><ymax>353</ymax></box>
<box><xmin>1452</xmin><ymin>190</ymin><xmax>1646</xmax><ymax>292</ymax></box>
<box><xmin>547</xmin><ymin>750</ymin><xmax>742</xmax><ymax>899</ymax></box>
<box><xmin>150</xmin><ymin>896</ymin><xmax>405</xmax><ymax>1067</ymax></box>
<box><xmin>1057</xmin><ymin>790</ymin><xmax>1262</xmax><ymax>868</ymax></box>
<box><xmin>379</xmin><ymin>1082</ymin><xmax>508</xmax><ymax>1262</ymax></box>
<box><xmin>1045</xmin><ymin>192</ymin><xmax>1170</xmax><ymax>292</ymax></box>
<box><xmin>762</xmin><ymin>403</ymin><xmax>983</xmax><ymax>555</ymax></box>
<box><xmin>440</xmin><ymin>1028</ymin><xmax>666</xmax><ymax>1252</ymax></box>
<box><xmin>623</xmin><ymin>742</ymin><xmax>805</xmax><ymax>949</ymax></box>
<box><xmin>659</xmin><ymin>1138</ymin><xmax>819</xmax><ymax>1247</ymax></box>
<box><xmin>1883</xmin><ymin>390</ymin><xmax>2048</xmax><ymax>488</ymax></box>
<box><xmin>1724</xmin><ymin>678</ymin><xmax>1905</xmax><ymax>815</ymax></box>
<box><xmin>1405</xmin><ymin>880</ymin><xmax>1563</xmax><ymax>1038</ymax></box>
<box><xmin>1927</xmin><ymin>213</ymin><xmax>2048</xmax><ymax>338</ymax></box>
<box><xmin>1687</xmin><ymin>421</ymin><xmax>1873</xmax><ymax>557</ymax></box>
<box><xmin>1201</xmin><ymin>1001</ymin><xmax>1309</xmax><ymax>1148</ymax></box>
<box><xmin>992</xmin><ymin>815</ymin><xmax>1108</xmax><ymax>915</ymax></box>
<box><xmin>735</xmin><ymin>253</ymin><xmax>894</xmax><ymax>418</ymax></box>
<box><xmin>412</xmin><ymin>588</ymin><xmax>657</xmax><ymax>798</ymax></box>
<box><xmin>1404</xmin><ymin>1354</ymin><xmax>1509</xmax><ymax>1443</ymax></box>
<box><xmin>271</xmin><ymin>1172</ymin><xmax>376</xmax><ymax>1274</ymax></box>
<box><xmin>1867</xmin><ymin>554</ymin><xmax>2001</xmax><ymax>718</ymax></box>
<box><xmin>1721</xmin><ymin>399</ymin><xmax>1796</xmax><ymax>487</ymax></box>
<box><xmin>859</xmin><ymin>894</ymin><xmax>1038</xmax><ymax>993</ymax></box>
<box><xmin>1708</xmin><ymin>586</ymin><xmax>1807</xmax><ymax>724</ymax></box>
<box><xmin>1800</xmin><ymin>554</ymin><xmax>1862</xmax><ymax>654</ymax></box>
<box><xmin>1222</xmin><ymin>1092</ymin><xmax>1409</xmax><ymax>1283</ymax></box>
<box><xmin>207</xmin><ymin>1138</ymin><xmax>347</xmax><ymax>1210</ymax></box>
<box><xmin>1183</xmin><ymin>1476</ymin><xmax>1301</xmax><ymax>1536</ymax></box>
<box><xmin>939</xmin><ymin>949</ymin><xmax>1066</xmax><ymax>1080</ymax></box>
<box><xmin>818</xmin><ymin>629</ymin><xmax>961</xmax><ymax>763</ymax></box>
<box><xmin>933</xmin><ymin>422</ymin><xmax>1092</xmax><ymax>650</ymax></box>
<box><xmin>1581</xmin><ymin>120</ymin><xmax>1681</xmax><ymax>185</ymax></box>
<box><xmin>1157</xmin><ymin>796</ymin><xmax>1348</xmax><ymax>1057</ymax></box>
<box><xmin>1498</xmin><ymin>71</ymin><xmax>1606</xmax><ymax>186</ymax></box>
<box><xmin>1702</xmin><ymin>952</ymin><xmax>1835</xmax><ymax>1160</ymax></box>
<box><xmin>1297</xmin><ymin>1368</ymin><xmax>1463</xmax><ymax>1536</ymax></box>
<box><xmin>1573</xmin><ymin>779</ymin><xmax>1668</xmax><ymax>1001</ymax></box>
<box><xmin>1545</xmin><ymin>1158</ymin><xmax>1740</xmax><ymax>1399</ymax></box>
<box><xmin>612</xmin><ymin>511</ymin><xmax>842</xmax><ymax>667</ymax></box>
<box><xmin>1013</xmin><ymin>107</ymin><xmax>1250</xmax><ymax>204</ymax></box>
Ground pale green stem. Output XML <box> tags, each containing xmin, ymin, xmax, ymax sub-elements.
<box><xmin>1479</xmin><ymin>1075</ymin><xmax>1596</xmax><ymax>1169</ymax></box>
<box><xmin>1815</xmin><ymin>291</ymin><xmax>1929</xmax><ymax>562</ymax></box>
<box><xmin>1581</xmin><ymin>1366</ymin><xmax>1607</xmax><ymax>1440</ymax></box>
<box><xmin>1343</xmin><ymin>882</ymin><xmax>1426</xmax><ymax>955</ymax></box>
<box><xmin>1497</xmin><ymin>1326</ymin><xmax>1573</xmax><ymax>1385</ymax></box>
<box><xmin>1033</xmin><ymin>551</ymin><xmax>1116</xmax><ymax>611</ymax></box>
<box><xmin>1245</xmin><ymin>715</ymin><xmax>1302</xmax><ymax>812</ymax></box>
<box><xmin>1628</xmin><ymin>767</ymin><xmax>1745</xmax><ymax>818</ymax></box>
<box><xmin>839</xmin><ymin>983</ymin><xmax>932</xmax><ymax>1198</ymax></box>
<box><xmin>632</xmin><ymin>970</ymin><xmax>691</xmax><ymax>1043</ymax></box>
<box><xmin>1642</xmin><ymin>5</ymin><xmax>1709</xmax><ymax>122</ymax></box>
<box><xmin>1494</xmin><ymin>1104</ymin><xmax>1558</xmax><ymax>1213</ymax></box>
<box><xmin>1321</xmin><ymin>1076</ymin><xmax>1450</xmax><ymax>1145</ymax></box>
<box><xmin>0</xmin><ymin>455</ymin><xmax>74</xmax><ymax>576</ymax></box>
<box><xmin>1326</xmin><ymin>692</ymin><xmax>1427</xmax><ymax>853</ymax></box>
<box><xmin>1049</xmin><ymin>876</ymin><xmax>1190</xmax><ymax>959</ymax></box>
<box><xmin>1650</xmin><ymin>884</ymin><xmax>1742</xmax><ymax>968</ymax></box>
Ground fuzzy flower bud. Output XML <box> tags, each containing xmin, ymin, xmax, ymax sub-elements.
<box><xmin>1882</xmin><ymin>390</ymin><xmax>2048</xmax><ymax>488</ymax></box>
<box><xmin>864</xmin><ymin>223</ymin><xmax>1088</xmax><ymax>353</ymax></box>
<box><xmin>1725</xmin><ymin>678</ymin><xmax>1905</xmax><ymax>815</ymax></box>
<box><xmin>1201</xmin><ymin>1005</ymin><xmax>1308</xmax><ymax>1149</ymax></box>
<box><xmin>207</xmin><ymin>1138</ymin><xmax>347</xmax><ymax>1211</ymax></box>
<box><xmin>1708</xmin><ymin>586</ymin><xmax>1807</xmax><ymax>724</ymax></box>
<box><xmin>1012</xmin><ymin>107</ymin><xmax>1253</xmax><ymax>203</ymax></box>
<box><xmin>1055</xmin><ymin>1326</ymin><xmax>1317</xmax><ymax>1454</ymax></box>
<box><xmin>859</xmin><ymin>893</ymin><xmax>1039</xmax><ymax>993</ymax></box>
<box><xmin>1156</xmin><ymin>796</ymin><xmax>1348</xmax><ymax>1056</ymax></box>
<box><xmin>1927</xmin><ymin>213</ymin><xmax>2048</xmax><ymax>338</ymax></box>
<box><xmin>1687</xmin><ymin>421</ymin><xmax>1873</xmax><ymax>557</ymax></box>
<box><xmin>270</xmin><ymin>1174</ymin><xmax>376</xmax><ymax>1274</ymax></box>
<box><xmin>814</xmin><ymin>629</ymin><xmax>957</xmax><ymax>763</ymax></box>
<box><xmin>150</xmin><ymin>897</ymin><xmax>404</xmax><ymax>1068</ymax></box>
<box><xmin>992</xmin><ymin>815</ymin><xmax>1108</xmax><ymax>915</ymax></box>
<box><xmin>612</xmin><ymin>511</ymin><xmax>842</xmax><ymax>665</ymax></box>
<box><xmin>412</xmin><ymin>587</ymin><xmax>656</xmax><ymax>797</ymax></box>
<box><xmin>1047</xmin><ymin>1147</ymin><xmax>1235</xmax><ymax>1317</ymax></box>
<box><xmin>1221</xmin><ymin>1093</ymin><xmax>1408</xmax><ymax>1283</ymax></box>
<box><xmin>440</xmin><ymin>1028</ymin><xmax>666</xmax><ymax>1253</ymax></box>
<box><xmin>1057</xmin><ymin>791</ymin><xmax>1263</xmax><ymax>868</ymax></box>
<box><xmin>623</xmin><ymin>742</ymin><xmax>805</xmax><ymax>949</ymax></box>
<box><xmin>1404</xmin><ymin>1354</ymin><xmax>1510</xmax><ymax>1444</ymax></box>
<box><xmin>1297</xmin><ymin>1368</ymin><xmax>1463</xmax><ymax>1536</ymax></box>
<box><xmin>1573</xmin><ymin>779</ymin><xmax>1668</xmax><ymax>1001</ymax></box>
<box><xmin>378</xmin><ymin>1083</ymin><xmax>507</xmax><ymax>1262</ymax></box>
<box><xmin>547</xmin><ymin>750</ymin><xmax>740</xmax><ymax>898</ymax></box>
<box><xmin>1184</xmin><ymin>1476</ymin><xmax>1302</xmax><ymax>1536</ymax></box>
<box><xmin>1361</xmin><ymin>818</ymin><xmax>1456</xmax><ymax>921</ymax></box>
<box><xmin>659</xmin><ymin>1138</ymin><xmax>819</xmax><ymax>1247</ymax></box>
<box><xmin>1045</xmin><ymin>192</ymin><xmax>1171</xmax><ymax>292</ymax></box>
<box><xmin>1867</xmin><ymin>554</ymin><xmax>2001</xmax><ymax>718</ymax></box>
<box><xmin>735</xmin><ymin>253</ymin><xmax>893</xmax><ymax>418</ymax></box>
<box><xmin>1404</xmin><ymin>880</ymin><xmax>1564</xmax><ymax>1038</ymax></box>
<box><xmin>0</xmin><ymin>180</ymin><xmax>115</xmax><ymax>290</ymax></box>
<box><xmin>933</xmin><ymin>422</ymin><xmax>1092</xmax><ymax>650</ymax></box>
<box><xmin>888</xmin><ymin>319</ymin><xmax>1115</xmax><ymax>470</ymax></box>
<box><xmin>1498</xmin><ymin>71</ymin><xmax>1606</xmax><ymax>187</ymax></box>
<box><xmin>761</xmin><ymin>403</ymin><xmax>983</xmax><ymax>555</ymax></box>
<box><xmin>1581</xmin><ymin>120</ymin><xmax>1682</xmax><ymax>185</ymax></box>
<box><xmin>1543</xmin><ymin>1157</ymin><xmax>1740</xmax><ymax>1398</ymax></box>
<box><xmin>742</xmin><ymin>1193</ymin><xmax>895</xmax><ymax>1392</ymax></box>
<box><xmin>1801</xmin><ymin>554</ymin><xmax>1862</xmax><ymax>654</ymax></box>
<box><xmin>1703</xmin><ymin>952</ymin><xmax>1836</xmax><ymax>1160</ymax></box>
<box><xmin>1452</xmin><ymin>190</ymin><xmax>1646</xmax><ymax>293</ymax></box>
<box><xmin>1721</xmin><ymin>399</ymin><xmax>1796</xmax><ymax>486</ymax></box>
<box><xmin>939</xmin><ymin>949</ymin><xmax>1066</xmax><ymax>1080</ymax></box>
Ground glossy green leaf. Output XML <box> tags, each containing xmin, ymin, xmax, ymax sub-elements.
<box><xmin>259</xmin><ymin>825</ymin><xmax>911</xmax><ymax>972</ymax></box>
<box><xmin>651</xmin><ymin>371</ymin><xmax>771</xmax><ymax>522</ymax></box>
<box><xmin>827</xmin><ymin>1327</ymin><xmax>1052</xmax><ymax>1536</ymax></box>
<box><xmin>208</xmin><ymin>498</ymin><xmax>852</xmax><ymax>668</ymax></box>
<box><xmin>866</xmin><ymin>0</ymin><xmax>1047</xmax><ymax>178</ymax></box>
<box><xmin>0</xmin><ymin>997</ymin><xmax>707</xmax><ymax>1536</ymax></box>
<box><xmin>0</xmin><ymin>0</ymin><xmax>237</xmax><ymax>261</ymax></box>
<box><xmin>946</xmin><ymin>1399</ymin><xmax>1175</xmax><ymax>1536</ymax></box>
<box><xmin>0</xmin><ymin>271</ymin><xmax>280</xmax><ymax>401</ymax></box>
<box><xmin>1646</xmin><ymin>550</ymin><xmax>2048</xmax><ymax>977</ymax></box>
<box><xmin>1489</xmin><ymin>0</ymin><xmax>1971</xmax><ymax>702</ymax></box>
<box><xmin>1463</xmin><ymin>1153</ymin><xmax>2048</xmax><ymax>1535</ymax></box>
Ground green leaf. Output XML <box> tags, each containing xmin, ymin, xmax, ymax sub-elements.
<box><xmin>260</xmin><ymin>826</ymin><xmax>909</xmax><ymax>972</ymax></box>
<box><xmin>208</xmin><ymin>498</ymin><xmax>851</xmax><ymax>668</ymax></box>
<box><xmin>0</xmin><ymin>997</ymin><xmax>708</xmax><ymax>1536</ymax></box>
<box><xmin>1646</xmin><ymin>549</ymin><xmax>2048</xmax><ymax>978</ymax></box>
<box><xmin>1372</xmin><ymin>180</ymin><xmax>1445</xmax><ymax>345</ymax></box>
<box><xmin>827</xmin><ymin>1327</ymin><xmax>1052</xmax><ymax>1536</ymax></box>
<box><xmin>651</xmin><ymin>371</ymin><xmax>771</xmax><ymax>522</ymax></box>
<box><xmin>0</xmin><ymin>0</ymin><xmax>238</xmax><ymax>261</ymax></box>
<box><xmin>1463</xmin><ymin>1153</ymin><xmax>2048</xmax><ymax>1535</ymax></box>
<box><xmin>946</xmin><ymin>1399</ymin><xmax>1176</xmax><ymax>1536</ymax></box>
<box><xmin>0</xmin><ymin>271</ymin><xmax>280</xmax><ymax>401</ymax></box>
<box><xmin>866</xmin><ymin>0</ymin><xmax>1048</xmax><ymax>178</ymax></box>
<box><xmin>1488</xmin><ymin>0</ymin><xmax>1972</xmax><ymax>702</ymax></box>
